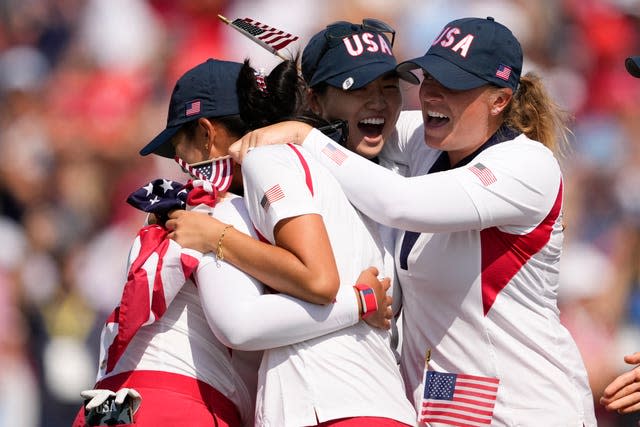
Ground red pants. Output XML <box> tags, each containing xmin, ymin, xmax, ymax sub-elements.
<box><xmin>314</xmin><ymin>417</ymin><xmax>413</xmax><ymax>426</ymax></box>
<box><xmin>72</xmin><ymin>370</ymin><xmax>242</xmax><ymax>427</ymax></box>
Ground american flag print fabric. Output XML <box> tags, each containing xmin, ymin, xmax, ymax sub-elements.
<box><xmin>419</xmin><ymin>370</ymin><xmax>499</xmax><ymax>426</ymax></box>
<box><xmin>101</xmin><ymin>225</ymin><xmax>202</xmax><ymax>375</ymax></box>
<box><xmin>230</xmin><ymin>18</ymin><xmax>299</xmax><ymax>51</ymax></box>
<box><xmin>495</xmin><ymin>64</ymin><xmax>512</xmax><ymax>81</ymax></box>
<box><xmin>260</xmin><ymin>184</ymin><xmax>285</xmax><ymax>210</ymax></box>
<box><xmin>321</xmin><ymin>143</ymin><xmax>348</xmax><ymax>165</ymax></box>
<box><xmin>127</xmin><ymin>178</ymin><xmax>188</xmax><ymax>223</ymax></box>
<box><xmin>469</xmin><ymin>163</ymin><xmax>497</xmax><ymax>186</ymax></box>
<box><xmin>174</xmin><ymin>156</ymin><xmax>234</xmax><ymax>193</ymax></box>
<box><xmin>99</xmin><ymin>177</ymin><xmax>222</xmax><ymax>375</ymax></box>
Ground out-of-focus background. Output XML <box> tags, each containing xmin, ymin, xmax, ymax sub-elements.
<box><xmin>0</xmin><ymin>0</ymin><xmax>639</xmax><ymax>425</ymax></box>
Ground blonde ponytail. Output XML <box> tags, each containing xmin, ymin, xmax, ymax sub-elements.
<box><xmin>504</xmin><ymin>72</ymin><xmax>573</xmax><ymax>157</ymax></box>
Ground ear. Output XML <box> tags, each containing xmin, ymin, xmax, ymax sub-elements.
<box><xmin>197</xmin><ymin>117</ymin><xmax>217</xmax><ymax>156</ymax></box>
<box><xmin>307</xmin><ymin>88</ymin><xmax>323</xmax><ymax>116</ymax></box>
<box><xmin>490</xmin><ymin>88</ymin><xmax>513</xmax><ymax>116</ymax></box>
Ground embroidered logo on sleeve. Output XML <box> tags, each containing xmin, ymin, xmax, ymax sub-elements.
<box><xmin>260</xmin><ymin>184</ymin><xmax>285</xmax><ymax>210</ymax></box>
<box><xmin>419</xmin><ymin>370</ymin><xmax>499</xmax><ymax>426</ymax></box>
<box><xmin>321</xmin><ymin>143</ymin><xmax>347</xmax><ymax>165</ymax></box>
<box><xmin>469</xmin><ymin>163</ymin><xmax>497</xmax><ymax>186</ymax></box>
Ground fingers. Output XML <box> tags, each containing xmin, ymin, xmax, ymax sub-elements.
<box><xmin>617</xmin><ymin>400</ymin><xmax>640</xmax><ymax>414</ymax></box>
<box><xmin>367</xmin><ymin>266</ymin><xmax>379</xmax><ymax>277</ymax></box>
<box><xmin>81</xmin><ymin>389</ymin><xmax>114</xmax><ymax>410</ymax></box>
<box><xmin>603</xmin><ymin>368</ymin><xmax>640</xmax><ymax>399</ymax></box>
<box><xmin>114</xmin><ymin>388</ymin><xmax>133</xmax><ymax>405</ymax></box>
<box><xmin>385</xmin><ymin>302</ymin><xmax>393</xmax><ymax>320</ymax></box>
<box><xmin>601</xmin><ymin>390</ymin><xmax>640</xmax><ymax>413</ymax></box>
<box><xmin>167</xmin><ymin>209</ymin><xmax>184</xmax><ymax>219</ymax></box>
<box><xmin>113</xmin><ymin>388</ymin><xmax>142</xmax><ymax>414</ymax></box>
<box><xmin>625</xmin><ymin>352</ymin><xmax>640</xmax><ymax>365</ymax></box>
<box><xmin>228</xmin><ymin>139</ymin><xmax>243</xmax><ymax>163</ymax></box>
<box><xmin>165</xmin><ymin>210</ymin><xmax>184</xmax><ymax>231</ymax></box>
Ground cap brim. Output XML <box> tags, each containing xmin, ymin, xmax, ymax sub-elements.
<box><xmin>139</xmin><ymin>125</ymin><xmax>181</xmax><ymax>157</ymax></box>
<box><xmin>325</xmin><ymin>61</ymin><xmax>418</xmax><ymax>90</ymax></box>
<box><xmin>397</xmin><ymin>54</ymin><xmax>488</xmax><ymax>90</ymax></box>
<box><xmin>626</xmin><ymin>57</ymin><xmax>640</xmax><ymax>78</ymax></box>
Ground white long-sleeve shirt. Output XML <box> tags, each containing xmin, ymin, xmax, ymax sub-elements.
<box><xmin>301</xmin><ymin>125</ymin><xmax>596</xmax><ymax>427</ymax></box>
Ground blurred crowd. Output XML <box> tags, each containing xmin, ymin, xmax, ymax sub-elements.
<box><xmin>0</xmin><ymin>0</ymin><xmax>639</xmax><ymax>426</ymax></box>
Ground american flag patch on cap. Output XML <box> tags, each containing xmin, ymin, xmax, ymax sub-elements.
<box><xmin>495</xmin><ymin>64</ymin><xmax>512</xmax><ymax>81</ymax></box>
<box><xmin>186</xmin><ymin>100</ymin><xmax>201</xmax><ymax>117</ymax></box>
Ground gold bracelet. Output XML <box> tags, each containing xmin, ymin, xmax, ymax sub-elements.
<box><xmin>215</xmin><ymin>224</ymin><xmax>234</xmax><ymax>265</ymax></box>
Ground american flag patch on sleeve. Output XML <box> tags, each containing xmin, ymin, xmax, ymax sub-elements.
<box><xmin>260</xmin><ymin>184</ymin><xmax>284</xmax><ymax>210</ymax></box>
<box><xmin>469</xmin><ymin>163</ymin><xmax>497</xmax><ymax>186</ymax></box>
<box><xmin>321</xmin><ymin>143</ymin><xmax>347</xmax><ymax>165</ymax></box>
<box><xmin>419</xmin><ymin>370</ymin><xmax>499</xmax><ymax>426</ymax></box>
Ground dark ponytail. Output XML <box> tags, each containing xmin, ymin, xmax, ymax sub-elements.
<box><xmin>237</xmin><ymin>58</ymin><xmax>307</xmax><ymax>130</ymax></box>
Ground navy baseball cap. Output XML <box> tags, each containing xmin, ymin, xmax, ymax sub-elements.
<box><xmin>140</xmin><ymin>58</ymin><xmax>243</xmax><ymax>157</ymax></box>
<box><xmin>397</xmin><ymin>17</ymin><xmax>522</xmax><ymax>91</ymax></box>
<box><xmin>301</xmin><ymin>19</ymin><xmax>419</xmax><ymax>91</ymax></box>
<box><xmin>626</xmin><ymin>56</ymin><xmax>640</xmax><ymax>77</ymax></box>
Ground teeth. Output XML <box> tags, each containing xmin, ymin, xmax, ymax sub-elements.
<box><xmin>359</xmin><ymin>117</ymin><xmax>385</xmax><ymax>125</ymax></box>
<box><xmin>427</xmin><ymin>111</ymin><xmax>448</xmax><ymax>119</ymax></box>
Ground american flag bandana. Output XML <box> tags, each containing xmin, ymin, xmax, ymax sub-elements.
<box><xmin>99</xmin><ymin>178</ymin><xmax>220</xmax><ymax>375</ymax></box>
<box><xmin>419</xmin><ymin>369</ymin><xmax>499</xmax><ymax>426</ymax></box>
<box><xmin>230</xmin><ymin>17</ymin><xmax>299</xmax><ymax>51</ymax></box>
<box><xmin>175</xmin><ymin>156</ymin><xmax>234</xmax><ymax>193</ymax></box>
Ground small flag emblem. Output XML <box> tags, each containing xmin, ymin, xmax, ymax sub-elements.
<box><xmin>186</xmin><ymin>100</ymin><xmax>201</xmax><ymax>117</ymax></box>
<box><xmin>469</xmin><ymin>163</ymin><xmax>497</xmax><ymax>186</ymax></box>
<box><xmin>495</xmin><ymin>64</ymin><xmax>512</xmax><ymax>81</ymax></box>
<box><xmin>260</xmin><ymin>184</ymin><xmax>285</xmax><ymax>210</ymax></box>
<box><xmin>321</xmin><ymin>143</ymin><xmax>347</xmax><ymax>165</ymax></box>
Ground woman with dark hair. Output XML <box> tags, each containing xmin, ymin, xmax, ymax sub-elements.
<box><xmin>74</xmin><ymin>58</ymin><xmax>399</xmax><ymax>427</ymax></box>
<box><xmin>168</xmin><ymin>57</ymin><xmax>416</xmax><ymax>427</ymax></box>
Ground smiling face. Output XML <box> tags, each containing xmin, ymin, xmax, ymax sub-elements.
<box><xmin>311</xmin><ymin>74</ymin><xmax>402</xmax><ymax>159</ymax></box>
<box><xmin>419</xmin><ymin>73</ymin><xmax>511</xmax><ymax>166</ymax></box>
